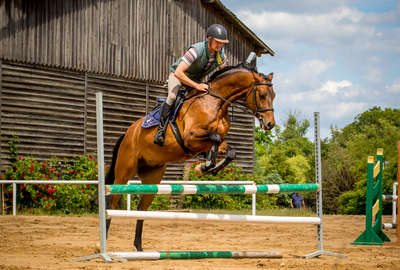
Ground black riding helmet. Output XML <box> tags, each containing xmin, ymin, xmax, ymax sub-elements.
<box><xmin>206</xmin><ymin>24</ymin><xmax>229</xmax><ymax>43</ymax></box>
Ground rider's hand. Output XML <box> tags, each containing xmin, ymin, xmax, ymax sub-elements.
<box><xmin>196</xmin><ymin>83</ymin><xmax>209</xmax><ymax>92</ymax></box>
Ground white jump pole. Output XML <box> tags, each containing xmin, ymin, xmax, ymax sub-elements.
<box><xmin>74</xmin><ymin>92</ymin><xmax>112</xmax><ymax>262</ymax></box>
<box><xmin>107</xmin><ymin>210</ymin><xmax>321</xmax><ymax>224</ymax></box>
<box><xmin>96</xmin><ymin>92</ymin><xmax>111</xmax><ymax>262</ymax></box>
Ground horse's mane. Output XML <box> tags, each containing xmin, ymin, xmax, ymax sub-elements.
<box><xmin>208</xmin><ymin>63</ymin><xmax>267</xmax><ymax>82</ymax></box>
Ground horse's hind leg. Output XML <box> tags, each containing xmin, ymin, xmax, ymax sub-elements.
<box><xmin>106</xmin><ymin>149</ymin><xmax>137</xmax><ymax>239</ymax></box>
<box><xmin>134</xmin><ymin>164</ymin><xmax>167</xmax><ymax>251</ymax></box>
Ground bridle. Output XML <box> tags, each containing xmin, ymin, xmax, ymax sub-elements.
<box><xmin>250</xmin><ymin>82</ymin><xmax>274</xmax><ymax>114</ymax></box>
<box><xmin>205</xmin><ymin>80</ymin><xmax>274</xmax><ymax>117</ymax></box>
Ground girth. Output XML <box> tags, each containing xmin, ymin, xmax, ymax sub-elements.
<box><xmin>168</xmin><ymin>88</ymin><xmax>196</xmax><ymax>155</ymax></box>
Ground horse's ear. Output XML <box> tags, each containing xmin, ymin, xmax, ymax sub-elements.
<box><xmin>267</xmin><ymin>72</ymin><xmax>273</xmax><ymax>81</ymax></box>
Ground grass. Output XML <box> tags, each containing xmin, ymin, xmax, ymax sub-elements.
<box><xmin>8</xmin><ymin>207</ymin><xmax>315</xmax><ymax>217</ymax></box>
<box><xmin>188</xmin><ymin>208</ymin><xmax>316</xmax><ymax>217</ymax></box>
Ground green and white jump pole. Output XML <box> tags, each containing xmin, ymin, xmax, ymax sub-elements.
<box><xmin>108</xmin><ymin>250</ymin><xmax>282</xmax><ymax>260</ymax></box>
<box><xmin>74</xmin><ymin>93</ymin><xmax>345</xmax><ymax>262</ymax></box>
<box><xmin>106</xmin><ymin>183</ymin><xmax>319</xmax><ymax>195</ymax></box>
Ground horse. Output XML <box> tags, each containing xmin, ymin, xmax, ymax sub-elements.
<box><xmin>105</xmin><ymin>63</ymin><xmax>276</xmax><ymax>251</ymax></box>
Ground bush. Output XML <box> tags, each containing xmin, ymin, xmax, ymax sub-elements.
<box><xmin>0</xmin><ymin>155</ymin><xmax>99</xmax><ymax>214</ymax></box>
<box><xmin>178</xmin><ymin>162</ymin><xmax>300</xmax><ymax>210</ymax></box>
<box><xmin>256</xmin><ymin>173</ymin><xmax>291</xmax><ymax>209</ymax></box>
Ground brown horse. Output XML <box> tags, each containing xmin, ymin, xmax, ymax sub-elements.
<box><xmin>105</xmin><ymin>63</ymin><xmax>276</xmax><ymax>251</ymax></box>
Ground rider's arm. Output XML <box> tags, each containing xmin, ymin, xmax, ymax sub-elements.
<box><xmin>174</xmin><ymin>61</ymin><xmax>208</xmax><ymax>92</ymax></box>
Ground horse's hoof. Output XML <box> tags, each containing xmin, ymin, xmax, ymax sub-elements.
<box><xmin>194</xmin><ymin>164</ymin><xmax>204</xmax><ymax>176</ymax></box>
<box><xmin>134</xmin><ymin>244</ymin><xmax>143</xmax><ymax>252</ymax></box>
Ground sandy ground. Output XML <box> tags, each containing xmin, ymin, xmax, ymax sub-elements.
<box><xmin>0</xmin><ymin>214</ymin><xmax>399</xmax><ymax>270</ymax></box>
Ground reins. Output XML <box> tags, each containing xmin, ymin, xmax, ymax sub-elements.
<box><xmin>205</xmin><ymin>81</ymin><xmax>274</xmax><ymax>116</ymax></box>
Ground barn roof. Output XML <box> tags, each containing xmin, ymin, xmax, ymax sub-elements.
<box><xmin>202</xmin><ymin>0</ymin><xmax>275</xmax><ymax>56</ymax></box>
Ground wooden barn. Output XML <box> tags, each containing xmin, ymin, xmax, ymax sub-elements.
<box><xmin>0</xmin><ymin>0</ymin><xmax>274</xmax><ymax>178</ymax></box>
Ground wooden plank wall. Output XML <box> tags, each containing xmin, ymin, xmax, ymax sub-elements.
<box><xmin>0</xmin><ymin>0</ymin><xmax>258</xmax><ymax>82</ymax></box>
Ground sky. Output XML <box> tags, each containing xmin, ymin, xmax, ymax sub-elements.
<box><xmin>221</xmin><ymin>0</ymin><xmax>400</xmax><ymax>139</ymax></box>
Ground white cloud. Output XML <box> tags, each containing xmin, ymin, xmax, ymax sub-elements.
<box><xmin>386</xmin><ymin>80</ymin><xmax>400</xmax><ymax>93</ymax></box>
<box><xmin>274</xmin><ymin>59</ymin><xmax>335</xmax><ymax>93</ymax></box>
<box><xmin>299</xmin><ymin>59</ymin><xmax>334</xmax><ymax>77</ymax></box>
<box><xmin>326</xmin><ymin>102</ymin><xmax>367</xmax><ymax>119</ymax></box>
<box><xmin>237</xmin><ymin>6</ymin><xmax>375</xmax><ymax>46</ymax></box>
<box><xmin>320</xmin><ymin>80</ymin><xmax>352</xmax><ymax>95</ymax></box>
<box><xmin>279</xmin><ymin>79</ymin><xmax>354</xmax><ymax>106</ymax></box>
<box><xmin>365</xmin><ymin>66</ymin><xmax>383</xmax><ymax>83</ymax></box>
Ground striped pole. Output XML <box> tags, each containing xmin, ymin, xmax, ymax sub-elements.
<box><xmin>106</xmin><ymin>210</ymin><xmax>321</xmax><ymax>224</ymax></box>
<box><xmin>106</xmin><ymin>183</ymin><xmax>319</xmax><ymax>195</ymax></box>
<box><xmin>109</xmin><ymin>250</ymin><xmax>282</xmax><ymax>260</ymax></box>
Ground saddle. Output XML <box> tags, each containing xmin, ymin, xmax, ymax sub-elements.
<box><xmin>142</xmin><ymin>87</ymin><xmax>195</xmax><ymax>154</ymax></box>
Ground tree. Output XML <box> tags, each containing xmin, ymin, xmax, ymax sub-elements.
<box><xmin>255</xmin><ymin>112</ymin><xmax>314</xmax><ymax>185</ymax></box>
<box><xmin>326</xmin><ymin>107</ymin><xmax>400</xmax><ymax>214</ymax></box>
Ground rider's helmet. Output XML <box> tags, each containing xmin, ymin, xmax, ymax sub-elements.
<box><xmin>206</xmin><ymin>24</ymin><xmax>229</xmax><ymax>43</ymax></box>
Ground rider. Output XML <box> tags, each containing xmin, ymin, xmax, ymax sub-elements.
<box><xmin>153</xmin><ymin>24</ymin><xmax>229</xmax><ymax>146</ymax></box>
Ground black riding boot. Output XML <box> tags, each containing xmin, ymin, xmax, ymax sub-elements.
<box><xmin>154</xmin><ymin>102</ymin><xmax>172</xmax><ymax>146</ymax></box>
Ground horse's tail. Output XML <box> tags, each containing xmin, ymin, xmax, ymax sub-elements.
<box><xmin>105</xmin><ymin>134</ymin><xmax>125</xmax><ymax>185</ymax></box>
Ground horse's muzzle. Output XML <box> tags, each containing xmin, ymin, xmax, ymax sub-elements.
<box><xmin>265</xmin><ymin>121</ymin><xmax>275</xmax><ymax>130</ymax></box>
<box><xmin>257</xmin><ymin>113</ymin><xmax>275</xmax><ymax>130</ymax></box>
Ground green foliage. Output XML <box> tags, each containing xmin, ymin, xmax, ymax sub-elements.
<box><xmin>255</xmin><ymin>126</ymin><xmax>274</xmax><ymax>157</ymax></box>
<box><xmin>255</xmin><ymin>112</ymin><xmax>314</xmax><ymax>185</ymax></box>
<box><xmin>286</xmin><ymin>155</ymin><xmax>310</xmax><ymax>184</ymax></box>
<box><xmin>181</xmin><ymin>162</ymin><xmax>255</xmax><ymax>210</ymax></box>
<box><xmin>7</xmin><ymin>135</ymin><xmax>20</xmax><ymax>162</ymax></box>
<box><xmin>0</xmin><ymin>155</ymin><xmax>99</xmax><ymax>214</ymax></box>
<box><xmin>338</xmin><ymin>160</ymin><xmax>397</xmax><ymax>215</ymax></box>
<box><xmin>332</xmin><ymin>107</ymin><xmax>400</xmax><ymax>214</ymax></box>
<box><xmin>256</xmin><ymin>173</ymin><xmax>290</xmax><ymax>209</ymax></box>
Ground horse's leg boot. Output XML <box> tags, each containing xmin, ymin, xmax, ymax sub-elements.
<box><xmin>154</xmin><ymin>102</ymin><xmax>172</xmax><ymax>146</ymax></box>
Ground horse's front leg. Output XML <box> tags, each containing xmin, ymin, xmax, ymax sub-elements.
<box><xmin>194</xmin><ymin>132</ymin><xmax>221</xmax><ymax>176</ymax></box>
<box><xmin>208</xmin><ymin>142</ymin><xmax>236</xmax><ymax>176</ymax></box>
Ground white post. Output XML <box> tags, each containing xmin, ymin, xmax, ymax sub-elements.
<box><xmin>252</xmin><ymin>194</ymin><xmax>256</xmax><ymax>216</ymax></box>
<box><xmin>127</xmin><ymin>194</ymin><xmax>131</xmax><ymax>211</ymax></box>
<box><xmin>96</xmin><ymin>92</ymin><xmax>112</xmax><ymax>262</ymax></box>
<box><xmin>303</xmin><ymin>112</ymin><xmax>346</xmax><ymax>259</ymax></box>
<box><xmin>73</xmin><ymin>92</ymin><xmax>114</xmax><ymax>262</ymax></box>
<box><xmin>315</xmin><ymin>112</ymin><xmax>323</xmax><ymax>252</ymax></box>
<box><xmin>393</xmin><ymin>182</ymin><xmax>398</xmax><ymax>225</ymax></box>
<box><xmin>12</xmin><ymin>183</ymin><xmax>16</xmax><ymax>216</ymax></box>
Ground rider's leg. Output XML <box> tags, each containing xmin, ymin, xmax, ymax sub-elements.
<box><xmin>153</xmin><ymin>102</ymin><xmax>172</xmax><ymax>146</ymax></box>
<box><xmin>154</xmin><ymin>73</ymin><xmax>181</xmax><ymax>146</ymax></box>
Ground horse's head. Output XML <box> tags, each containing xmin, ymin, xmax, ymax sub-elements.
<box><xmin>207</xmin><ymin>63</ymin><xmax>276</xmax><ymax>130</ymax></box>
<box><xmin>246</xmin><ymin>72</ymin><xmax>276</xmax><ymax>130</ymax></box>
